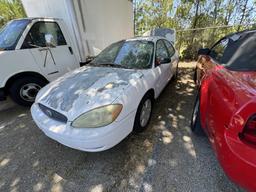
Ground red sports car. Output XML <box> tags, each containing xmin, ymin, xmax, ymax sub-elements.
<box><xmin>191</xmin><ymin>30</ymin><xmax>256</xmax><ymax>191</ymax></box>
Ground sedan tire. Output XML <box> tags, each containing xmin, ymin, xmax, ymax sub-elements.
<box><xmin>133</xmin><ymin>93</ymin><xmax>153</xmax><ymax>133</ymax></box>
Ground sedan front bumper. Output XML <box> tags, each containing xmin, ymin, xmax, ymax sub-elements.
<box><xmin>31</xmin><ymin>103</ymin><xmax>136</xmax><ymax>152</ymax></box>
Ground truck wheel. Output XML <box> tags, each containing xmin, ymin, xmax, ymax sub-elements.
<box><xmin>191</xmin><ymin>94</ymin><xmax>204</xmax><ymax>135</ymax></box>
<box><xmin>133</xmin><ymin>93</ymin><xmax>153</xmax><ymax>133</ymax></box>
<box><xmin>9</xmin><ymin>77</ymin><xmax>47</xmax><ymax>106</ymax></box>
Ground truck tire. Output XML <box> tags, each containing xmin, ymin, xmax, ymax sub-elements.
<box><xmin>9</xmin><ymin>77</ymin><xmax>47</xmax><ymax>106</ymax></box>
<box><xmin>133</xmin><ymin>93</ymin><xmax>154</xmax><ymax>133</ymax></box>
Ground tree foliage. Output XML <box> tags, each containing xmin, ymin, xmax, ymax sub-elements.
<box><xmin>0</xmin><ymin>0</ymin><xmax>26</xmax><ymax>28</ymax></box>
<box><xmin>0</xmin><ymin>0</ymin><xmax>255</xmax><ymax>60</ymax></box>
<box><xmin>135</xmin><ymin>0</ymin><xmax>256</xmax><ymax>60</ymax></box>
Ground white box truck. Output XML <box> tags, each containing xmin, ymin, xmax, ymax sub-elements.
<box><xmin>0</xmin><ymin>0</ymin><xmax>133</xmax><ymax>106</ymax></box>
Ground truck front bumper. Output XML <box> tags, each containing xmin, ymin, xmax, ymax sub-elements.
<box><xmin>0</xmin><ymin>88</ymin><xmax>7</xmax><ymax>101</ymax></box>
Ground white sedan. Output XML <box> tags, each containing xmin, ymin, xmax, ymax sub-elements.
<box><xmin>31</xmin><ymin>36</ymin><xmax>179</xmax><ymax>152</ymax></box>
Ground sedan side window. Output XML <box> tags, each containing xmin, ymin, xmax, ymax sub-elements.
<box><xmin>22</xmin><ymin>22</ymin><xmax>67</xmax><ymax>49</ymax></box>
<box><xmin>156</xmin><ymin>40</ymin><xmax>170</xmax><ymax>64</ymax></box>
<box><xmin>164</xmin><ymin>40</ymin><xmax>175</xmax><ymax>57</ymax></box>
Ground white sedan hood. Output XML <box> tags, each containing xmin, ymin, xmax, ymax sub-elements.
<box><xmin>36</xmin><ymin>66</ymin><xmax>143</xmax><ymax>121</ymax></box>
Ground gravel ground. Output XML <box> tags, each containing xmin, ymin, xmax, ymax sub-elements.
<box><xmin>0</xmin><ymin>63</ymin><xmax>244</xmax><ymax>192</ymax></box>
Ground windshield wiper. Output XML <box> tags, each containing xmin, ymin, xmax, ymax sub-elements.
<box><xmin>89</xmin><ymin>63</ymin><xmax>131</xmax><ymax>69</ymax></box>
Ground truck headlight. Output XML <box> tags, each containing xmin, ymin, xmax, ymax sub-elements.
<box><xmin>71</xmin><ymin>104</ymin><xmax>123</xmax><ymax>128</ymax></box>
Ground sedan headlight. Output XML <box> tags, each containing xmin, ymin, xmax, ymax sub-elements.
<box><xmin>71</xmin><ymin>104</ymin><xmax>123</xmax><ymax>128</ymax></box>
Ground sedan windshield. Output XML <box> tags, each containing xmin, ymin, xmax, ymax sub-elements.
<box><xmin>0</xmin><ymin>19</ymin><xmax>30</xmax><ymax>50</ymax></box>
<box><xmin>91</xmin><ymin>40</ymin><xmax>154</xmax><ymax>69</ymax></box>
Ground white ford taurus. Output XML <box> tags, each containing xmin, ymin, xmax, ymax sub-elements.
<box><xmin>31</xmin><ymin>36</ymin><xmax>179</xmax><ymax>152</ymax></box>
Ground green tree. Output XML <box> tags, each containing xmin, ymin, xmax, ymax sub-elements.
<box><xmin>0</xmin><ymin>0</ymin><xmax>26</xmax><ymax>28</ymax></box>
<box><xmin>134</xmin><ymin>0</ymin><xmax>256</xmax><ymax>60</ymax></box>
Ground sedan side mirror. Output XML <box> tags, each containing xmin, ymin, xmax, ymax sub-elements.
<box><xmin>161</xmin><ymin>58</ymin><xmax>171</xmax><ymax>64</ymax></box>
<box><xmin>156</xmin><ymin>58</ymin><xmax>171</xmax><ymax>66</ymax></box>
<box><xmin>198</xmin><ymin>48</ymin><xmax>210</xmax><ymax>56</ymax></box>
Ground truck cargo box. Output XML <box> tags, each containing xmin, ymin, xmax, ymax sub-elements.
<box><xmin>21</xmin><ymin>0</ymin><xmax>134</xmax><ymax>62</ymax></box>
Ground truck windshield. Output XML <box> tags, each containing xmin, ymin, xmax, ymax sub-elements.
<box><xmin>91</xmin><ymin>40</ymin><xmax>154</xmax><ymax>69</ymax></box>
<box><xmin>0</xmin><ymin>19</ymin><xmax>30</xmax><ymax>50</ymax></box>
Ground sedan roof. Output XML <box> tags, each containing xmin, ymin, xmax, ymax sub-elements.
<box><xmin>126</xmin><ymin>36</ymin><xmax>169</xmax><ymax>43</ymax></box>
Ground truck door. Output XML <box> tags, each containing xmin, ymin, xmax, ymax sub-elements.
<box><xmin>21</xmin><ymin>21</ymin><xmax>78</xmax><ymax>81</ymax></box>
<box><xmin>21</xmin><ymin>22</ymin><xmax>59</xmax><ymax>81</ymax></box>
<box><xmin>43</xmin><ymin>21</ymin><xmax>79</xmax><ymax>74</ymax></box>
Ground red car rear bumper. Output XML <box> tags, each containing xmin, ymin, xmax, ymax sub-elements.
<box><xmin>215</xmin><ymin>130</ymin><xmax>256</xmax><ymax>191</ymax></box>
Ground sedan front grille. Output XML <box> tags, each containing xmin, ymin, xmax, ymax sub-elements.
<box><xmin>38</xmin><ymin>103</ymin><xmax>68</xmax><ymax>123</ymax></box>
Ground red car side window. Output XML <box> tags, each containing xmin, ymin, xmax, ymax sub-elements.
<box><xmin>209</xmin><ymin>38</ymin><xmax>229</xmax><ymax>64</ymax></box>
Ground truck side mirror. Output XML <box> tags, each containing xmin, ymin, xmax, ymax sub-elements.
<box><xmin>198</xmin><ymin>48</ymin><xmax>210</xmax><ymax>56</ymax></box>
<box><xmin>45</xmin><ymin>34</ymin><xmax>56</xmax><ymax>48</ymax></box>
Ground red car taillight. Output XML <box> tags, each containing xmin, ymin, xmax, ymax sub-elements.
<box><xmin>240</xmin><ymin>115</ymin><xmax>256</xmax><ymax>144</ymax></box>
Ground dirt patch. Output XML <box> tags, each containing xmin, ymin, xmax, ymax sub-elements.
<box><xmin>0</xmin><ymin>62</ymin><xmax>243</xmax><ymax>192</ymax></box>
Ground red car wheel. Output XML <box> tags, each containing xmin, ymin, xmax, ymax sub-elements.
<box><xmin>191</xmin><ymin>93</ymin><xmax>204</xmax><ymax>135</ymax></box>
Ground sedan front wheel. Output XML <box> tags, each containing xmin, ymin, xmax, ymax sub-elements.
<box><xmin>133</xmin><ymin>94</ymin><xmax>153</xmax><ymax>133</ymax></box>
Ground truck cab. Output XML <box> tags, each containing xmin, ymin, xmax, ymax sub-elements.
<box><xmin>0</xmin><ymin>18</ymin><xmax>79</xmax><ymax>106</ymax></box>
